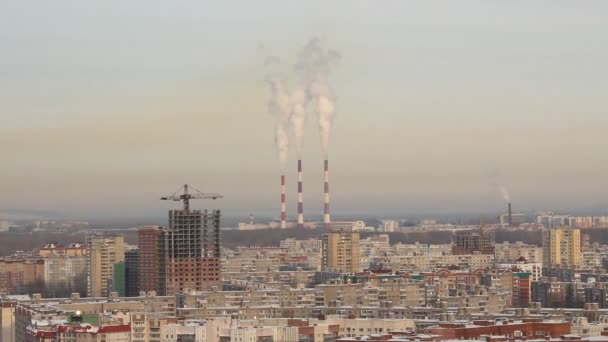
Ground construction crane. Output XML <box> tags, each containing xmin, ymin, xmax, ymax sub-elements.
<box><xmin>161</xmin><ymin>184</ymin><xmax>223</xmax><ymax>211</ymax></box>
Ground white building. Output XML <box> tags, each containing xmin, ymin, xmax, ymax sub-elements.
<box><xmin>380</xmin><ymin>220</ymin><xmax>400</xmax><ymax>233</ymax></box>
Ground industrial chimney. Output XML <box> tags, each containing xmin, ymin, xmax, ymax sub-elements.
<box><xmin>281</xmin><ymin>175</ymin><xmax>287</xmax><ymax>229</ymax></box>
<box><xmin>324</xmin><ymin>159</ymin><xmax>331</xmax><ymax>229</ymax></box>
<box><xmin>508</xmin><ymin>202</ymin><xmax>512</xmax><ymax>226</ymax></box>
<box><xmin>297</xmin><ymin>159</ymin><xmax>304</xmax><ymax>228</ymax></box>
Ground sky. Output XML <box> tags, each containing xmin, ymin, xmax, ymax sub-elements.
<box><xmin>1</xmin><ymin>1</ymin><xmax>608</xmax><ymax>219</ymax></box>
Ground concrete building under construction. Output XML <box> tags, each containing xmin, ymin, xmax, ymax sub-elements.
<box><xmin>452</xmin><ymin>227</ymin><xmax>495</xmax><ymax>255</ymax></box>
<box><xmin>165</xmin><ymin>209</ymin><xmax>222</xmax><ymax>293</ymax></box>
<box><xmin>162</xmin><ymin>185</ymin><xmax>223</xmax><ymax>294</ymax></box>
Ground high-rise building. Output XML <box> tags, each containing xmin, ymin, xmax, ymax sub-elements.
<box><xmin>165</xmin><ymin>209</ymin><xmax>222</xmax><ymax>294</ymax></box>
<box><xmin>138</xmin><ymin>226</ymin><xmax>165</xmax><ymax>295</ymax></box>
<box><xmin>85</xmin><ymin>233</ymin><xmax>125</xmax><ymax>297</ymax></box>
<box><xmin>125</xmin><ymin>249</ymin><xmax>139</xmax><ymax>297</ymax></box>
<box><xmin>542</xmin><ymin>226</ymin><xmax>581</xmax><ymax>268</ymax></box>
<box><xmin>322</xmin><ymin>228</ymin><xmax>360</xmax><ymax>274</ymax></box>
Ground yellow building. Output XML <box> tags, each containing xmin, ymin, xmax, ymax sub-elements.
<box><xmin>322</xmin><ymin>229</ymin><xmax>360</xmax><ymax>274</ymax></box>
<box><xmin>86</xmin><ymin>234</ymin><xmax>124</xmax><ymax>297</ymax></box>
<box><xmin>542</xmin><ymin>226</ymin><xmax>581</xmax><ymax>267</ymax></box>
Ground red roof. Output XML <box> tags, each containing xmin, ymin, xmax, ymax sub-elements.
<box><xmin>36</xmin><ymin>331</ymin><xmax>57</xmax><ymax>338</ymax></box>
<box><xmin>56</xmin><ymin>324</ymin><xmax>130</xmax><ymax>334</ymax></box>
<box><xmin>517</xmin><ymin>256</ymin><xmax>528</xmax><ymax>262</ymax></box>
<box><xmin>98</xmin><ymin>325</ymin><xmax>131</xmax><ymax>333</ymax></box>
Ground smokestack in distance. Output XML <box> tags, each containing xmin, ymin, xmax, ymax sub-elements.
<box><xmin>508</xmin><ymin>202</ymin><xmax>512</xmax><ymax>226</ymax></box>
<box><xmin>324</xmin><ymin>159</ymin><xmax>331</xmax><ymax>229</ymax></box>
<box><xmin>281</xmin><ymin>175</ymin><xmax>287</xmax><ymax>229</ymax></box>
<box><xmin>297</xmin><ymin>159</ymin><xmax>304</xmax><ymax>228</ymax></box>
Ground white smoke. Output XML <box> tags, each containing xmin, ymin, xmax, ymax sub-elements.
<box><xmin>289</xmin><ymin>85</ymin><xmax>307</xmax><ymax>156</ymax></box>
<box><xmin>266</xmin><ymin>75</ymin><xmax>291</xmax><ymax>170</ymax></box>
<box><xmin>294</xmin><ymin>38</ymin><xmax>341</xmax><ymax>156</ymax></box>
<box><xmin>498</xmin><ymin>184</ymin><xmax>511</xmax><ymax>203</ymax></box>
<box><xmin>488</xmin><ymin>170</ymin><xmax>511</xmax><ymax>203</ymax></box>
<box><xmin>264</xmin><ymin>39</ymin><xmax>340</xmax><ymax>162</ymax></box>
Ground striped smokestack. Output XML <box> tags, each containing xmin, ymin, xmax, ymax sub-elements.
<box><xmin>297</xmin><ymin>159</ymin><xmax>304</xmax><ymax>228</ymax></box>
<box><xmin>324</xmin><ymin>159</ymin><xmax>331</xmax><ymax>229</ymax></box>
<box><xmin>281</xmin><ymin>175</ymin><xmax>287</xmax><ymax>229</ymax></box>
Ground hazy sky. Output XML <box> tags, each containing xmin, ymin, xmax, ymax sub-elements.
<box><xmin>1</xmin><ymin>1</ymin><xmax>608</xmax><ymax>219</ymax></box>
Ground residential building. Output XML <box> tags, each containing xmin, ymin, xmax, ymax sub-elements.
<box><xmin>322</xmin><ymin>228</ymin><xmax>360</xmax><ymax>274</ymax></box>
<box><xmin>85</xmin><ymin>233</ymin><xmax>125</xmax><ymax>297</ymax></box>
<box><xmin>125</xmin><ymin>249</ymin><xmax>139</xmax><ymax>297</ymax></box>
<box><xmin>542</xmin><ymin>226</ymin><xmax>581</xmax><ymax>267</ymax></box>
<box><xmin>494</xmin><ymin>241</ymin><xmax>543</xmax><ymax>263</ymax></box>
<box><xmin>138</xmin><ymin>227</ymin><xmax>166</xmax><ymax>295</ymax></box>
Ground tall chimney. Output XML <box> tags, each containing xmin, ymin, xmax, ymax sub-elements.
<box><xmin>508</xmin><ymin>202</ymin><xmax>512</xmax><ymax>226</ymax></box>
<box><xmin>297</xmin><ymin>159</ymin><xmax>304</xmax><ymax>228</ymax></box>
<box><xmin>324</xmin><ymin>159</ymin><xmax>331</xmax><ymax>229</ymax></box>
<box><xmin>281</xmin><ymin>175</ymin><xmax>287</xmax><ymax>229</ymax></box>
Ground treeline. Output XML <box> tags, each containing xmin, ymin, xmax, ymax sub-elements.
<box><xmin>494</xmin><ymin>230</ymin><xmax>542</xmax><ymax>246</ymax></box>
<box><xmin>5</xmin><ymin>227</ymin><xmax>608</xmax><ymax>255</ymax></box>
<box><xmin>221</xmin><ymin>229</ymin><xmax>460</xmax><ymax>248</ymax></box>
<box><xmin>219</xmin><ymin>228</ymin><xmax>567</xmax><ymax>248</ymax></box>
<box><xmin>0</xmin><ymin>232</ymin><xmax>84</xmax><ymax>256</ymax></box>
<box><xmin>221</xmin><ymin>228</ymin><xmax>323</xmax><ymax>248</ymax></box>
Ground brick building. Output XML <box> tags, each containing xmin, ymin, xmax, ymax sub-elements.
<box><xmin>424</xmin><ymin>319</ymin><xmax>570</xmax><ymax>340</ymax></box>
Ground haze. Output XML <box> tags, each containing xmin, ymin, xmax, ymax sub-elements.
<box><xmin>1</xmin><ymin>1</ymin><xmax>607</xmax><ymax>219</ymax></box>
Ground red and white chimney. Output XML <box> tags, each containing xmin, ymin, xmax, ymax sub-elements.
<box><xmin>281</xmin><ymin>174</ymin><xmax>287</xmax><ymax>229</ymax></box>
<box><xmin>324</xmin><ymin>159</ymin><xmax>331</xmax><ymax>229</ymax></box>
<box><xmin>297</xmin><ymin>159</ymin><xmax>304</xmax><ymax>228</ymax></box>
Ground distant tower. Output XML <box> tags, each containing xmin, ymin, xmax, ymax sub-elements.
<box><xmin>280</xmin><ymin>175</ymin><xmax>287</xmax><ymax>229</ymax></box>
<box><xmin>297</xmin><ymin>159</ymin><xmax>304</xmax><ymax>228</ymax></box>
<box><xmin>323</xmin><ymin>159</ymin><xmax>331</xmax><ymax>229</ymax></box>
<box><xmin>508</xmin><ymin>202</ymin><xmax>513</xmax><ymax>226</ymax></box>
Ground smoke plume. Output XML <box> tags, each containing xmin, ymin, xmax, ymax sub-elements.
<box><xmin>266</xmin><ymin>74</ymin><xmax>291</xmax><ymax>170</ymax></box>
<box><xmin>498</xmin><ymin>184</ymin><xmax>511</xmax><ymax>203</ymax></box>
<box><xmin>264</xmin><ymin>39</ymin><xmax>340</xmax><ymax>162</ymax></box>
<box><xmin>488</xmin><ymin>170</ymin><xmax>511</xmax><ymax>203</ymax></box>
<box><xmin>289</xmin><ymin>85</ymin><xmax>307</xmax><ymax>156</ymax></box>
<box><xmin>295</xmin><ymin>38</ymin><xmax>341</xmax><ymax>156</ymax></box>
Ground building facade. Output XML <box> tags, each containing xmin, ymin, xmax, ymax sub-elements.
<box><xmin>165</xmin><ymin>209</ymin><xmax>222</xmax><ymax>294</ymax></box>
<box><xmin>138</xmin><ymin>227</ymin><xmax>166</xmax><ymax>295</ymax></box>
<box><xmin>542</xmin><ymin>226</ymin><xmax>581</xmax><ymax>267</ymax></box>
<box><xmin>125</xmin><ymin>249</ymin><xmax>140</xmax><ymax>297</ymax></box>
<box><xmin>86</xmin><ymin>233</ymin><xmax>125</xmax><ymax>297</ymax></box>
<box><xmin>322</xmin><ymin>229</ymin><xmax>360</xmax><ymax>274</ymax></box>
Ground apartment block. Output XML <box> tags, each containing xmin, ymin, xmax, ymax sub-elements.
<box><xmin>542</xmin><ymin>226</ymin><xmax>581</xmax><ymax>267</ymax></box>
<box><xmin>85</xmin><ymin>233</ymin><xmax>125</xmax><ymax>297</ymax></box>
<box><xmin>322</xmin><ymin>229</ymin><xmax>360</xmax><ymax>274</ymax></box>
<box><xmin>138</xmin><ymin>226</ymin><xmax>166</xmax><ymax>295</ymax></box>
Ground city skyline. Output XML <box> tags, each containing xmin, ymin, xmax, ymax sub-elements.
<box><xmin>2</xmin><ymin>1</ymin><xmax>608</xmax><ymax>218</ymax></box>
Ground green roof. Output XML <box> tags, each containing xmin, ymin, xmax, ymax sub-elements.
<box><xmin>514</xmin><ymin>272</ymin><xmax>532</xmax><ymax>277</ymax></box>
